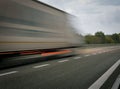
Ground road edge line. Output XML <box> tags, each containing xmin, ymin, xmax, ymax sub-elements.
<box><xmin>111</xmin><ymin>74</ymin><xmax>120</xmax><ymax>89</ymax></box>
<box><xmin>88</xmin><ymin>59</ymin><xmax>120</xmax><ymax>89</ymax></box>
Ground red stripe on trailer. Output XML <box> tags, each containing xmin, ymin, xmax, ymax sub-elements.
<box><xmin>41</xmin><ymin>50</ymin><xmax>71</xmax><ymax>56</ymax></box>
<box><xmin>0</xmin><ymin>52</ymin><xmax>17</xmax><ymax>55</ymax></box>
<box><xmin>20</xmin><ymin>51</ymin><xmax>41</xmax><ymax>55</ymax></box>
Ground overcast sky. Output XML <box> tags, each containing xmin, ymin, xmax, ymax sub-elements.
<box><xmin>39</xmin><ymin>0</ymin><xmax>120</xmax><ymax>35</ymax></box>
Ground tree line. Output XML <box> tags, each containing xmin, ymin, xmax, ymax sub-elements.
<box><xmin>85</xmin><ymin>31</ymin><xmax>120</xmax><ymax>44</ymax></box>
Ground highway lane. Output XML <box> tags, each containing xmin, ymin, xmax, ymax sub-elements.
<box><xmin>0</xmin><ymin>46</ymin><xmax>120</xmax><ymax>89</ymax></box>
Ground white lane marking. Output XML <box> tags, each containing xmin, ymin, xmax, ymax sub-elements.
<box><xmin>58</xmin><ymin>60</ymin><xmax>69</xmax><ymax>63</ymax></box>
<box><xmin>0</xmin><ymin>71</ymin><xmax>18</xmax><ymax>77</ymax></box>
<box><xmin>103</xmin><ymin>51</ymin><xmax>106</xmax><ymax>52</ymax></box>
<box><xmin>98</xmin><ymin>52</ymin><xmax>102</xmax><ymax>54</ymax></box>
<box><xmin>111</xmin><ymin>74</ymin><xmax>120</xmax><ymax>89</ymax></box>
<box><xmin>97</xmin><ymin>52</ymin><xmax>100</xmax><ymax>54</ymax></box>
<box><xmin>92</xmin><ymin>53</ymin><xmax>97</xmax><ymax>55</ymax></box>
<box><xmin>88</xmin><ymin>59</ymin><xmax>120</xmax><ymax>89</ymax></box>
<box><xmin>84</xmin><ymin>54</ymin><xmax>90</xmax><ymax>57</ymax></box>
<box><xmin>74</xmin><ymin>56</ymin><xmax>81</xmax><ymax>59</ymax></box>
<box><xmin>110</xmin><ymin>50</ymin><xmax>114</xmax><ymax>52</ymax></box>
<box><xmin>105</xmin><ymin>51</ymin><xmax>108</xmax><ymax>52</ymax></box>
<box><xmin>33</xmin><ymin>64</ymin><xmax>50</xmax><ymax>68</ymax></box>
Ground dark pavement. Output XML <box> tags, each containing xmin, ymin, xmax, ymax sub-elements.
<box><xmin>0</xmin><ymin>46</ymin><xmax>120</xmax><ymax>89</ymax></box>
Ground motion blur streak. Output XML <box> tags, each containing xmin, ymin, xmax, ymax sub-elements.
<box><xmin>0</xmin><ymin>0</ymin><xmax>83</xmax><ymax>54</ymax></box>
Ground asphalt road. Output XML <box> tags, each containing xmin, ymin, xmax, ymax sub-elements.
<box><xmin>0</xmin><ymin>46</ymin><xmax>120</xmax><ymax>89</ymax></box>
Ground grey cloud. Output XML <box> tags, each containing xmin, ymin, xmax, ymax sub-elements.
<box><xmin>99</xmin><ymin>9</ymin><xmax>120</xmax><ymax>25</ymax></box>
<box><xmin>94</xmin><ymin>0</ymin><xmax>120</xmax><ymax>6</ymax></box>
<box><xmin>39</xmin><ymin>0</ymin><xmax>120</xmax><ymax>34</ymax></box>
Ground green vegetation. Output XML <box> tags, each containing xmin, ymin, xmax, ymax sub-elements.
<box><xmin>85</xmin><ymin>31</ymin><xmax>120</xmax><ymax>44</ymax></box>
